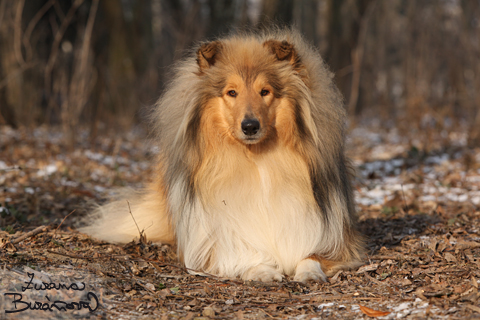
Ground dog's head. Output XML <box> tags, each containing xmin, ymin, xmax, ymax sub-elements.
<box><xmin>195</xmin><ymin>38</ymin><xmax>308</xmax><ymax>147</ymax></box>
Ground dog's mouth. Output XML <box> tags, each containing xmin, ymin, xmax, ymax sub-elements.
<box><xmin>232</xmin><ymin>130</ymin><xmax>266</xmax><ymax>145</ymax></box>
<box><xmin>241</xmin><ymin>134</ymin><xmax>264</xmax><ymax>144</ymax></box>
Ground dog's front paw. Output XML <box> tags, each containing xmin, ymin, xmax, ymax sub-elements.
<box><xmin>242</xmin><ymin>264</ymin><xmax>283</xmax><ymax>282</ymax></box>
<box><xmin>294</xmin><ymin>259</ymin><xmax>326</xmax><ymax>282</ymax></box>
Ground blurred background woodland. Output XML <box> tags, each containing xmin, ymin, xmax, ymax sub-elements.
<box><xmin>0</xmin><ymin>0</ymin><xmax>479</xmax><ymax>148</ymax></box>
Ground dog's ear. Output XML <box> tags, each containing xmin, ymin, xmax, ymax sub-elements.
<box><xmin>263</xmin><ymin>39</ymin><xmax>307</xmax><ymax>83</ymax></box>
<box><xmin>263</xmin><ymin>40</ymin><xmax>300</xmax><ymax>66</ymax></box>
<box><xmin>197</xmin><ymin>41</ymin><xmax>222</xmax><ymax>72</ymax></box>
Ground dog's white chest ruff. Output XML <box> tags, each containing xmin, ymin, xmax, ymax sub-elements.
<box><xmin>178</xmin><ymin>155</ymin><xmax>324</xmax><ymax>278</ymax></box>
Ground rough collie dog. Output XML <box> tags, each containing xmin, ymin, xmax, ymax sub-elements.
<box><xmin>80</xmin><ymin>29</ymin><xmax>363</xmax><ymax>282</ymax></box>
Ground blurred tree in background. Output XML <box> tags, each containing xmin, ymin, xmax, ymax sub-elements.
<box><xmin>0</xmin><ymin>0</ymin><xmax>479</xmax><ymax>147</ymax></box>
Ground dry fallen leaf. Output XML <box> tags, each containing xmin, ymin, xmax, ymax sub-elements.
<box><xmin>396</xmin><ymin>278</ymin><xmax>412</xmax><ymax>286</ymax></box>
<box><xmin>465</xmin><ymin>304</ymin><xmax>480</xmax><ymax>313</ymax></box>
<box><xmin>428</xmin><ymin>238</ymin><xmax>438</xmax><ymax>252</ymax></box>
<box><xmin>421</xmin><ymin>284</ymin><xmax>452</xmax><ymax>297</ymax></box>
<box><xmin>444</xmin><ymin>252</ymin><xmax>457</xmax><ymax>262</ymax></box>
<box><xmin>330</xmin><ymin>270</ymin><xmax>343</xmax><ymax>283</ymax></box>
<box><xmin>455</xmin><ymin>240</ymin><xmax>480</xmax><ymax>250</ymax></box>
<box><xmin>356</xmin><ymin>263</ymin><xmax>379</xmax><ymax>274</ymax></box>
<box><xmin>203</xmin><ymin>307</ymin><xmax>215</xmax><ymax>317</ymax></box>
<box><xmin>359</xmin><ymin>305</ymin><xmax>391</xmax><ymax>317</ymax></box>
<box><xmin>437</xmin><ymin>241</ymin><xmax>449</xmax><ymax>252</ymax></box>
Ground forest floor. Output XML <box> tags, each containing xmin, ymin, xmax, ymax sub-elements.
<box><xmin>1</xmin><ymin>123</ymin><xmax>480</xmax><ymax>319</ymax></box>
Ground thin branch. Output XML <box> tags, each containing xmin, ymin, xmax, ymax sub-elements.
<box><xmin>78</xmin><ymin>0</ymin><xmax>98</xmax><ymax>75</ymax></box>
<box><xmin>44</xmin><ymin>0</ymin><xmax>84</xmax><ymax>96</ymax></box>
<box><xmin>126</xmin><ymin>200</ymin><xmax>142</xmax><ymax>238</ymax></box>
<box><xmin>0</xmin><ymin>0</ymin><xmax>6</xmax><ymax>27</ymax></box>
<box><xmin>52</xmin><ymin>209</ymin><xmax>76</xmax><ymax>240</ymax></box>
<box><xmin>347</xmin><ymin>0</ymin><xmax>377</xmax><ymax>117</ymax></box>
<box><xmin>22</xmin><ymin>0</ymin><xmax>55</xmax><ymax>62</ymax></box>
<box><xmin>47</xmin><ymin>249</ymin><xmax>91</xmax><ymax>260</ymax></box>
<box><xmin>68</xmin><ymin>0</ymin><xmax>99</xmax><ymax>118</ymax></box>
<box><xmin>53</xmin><ymin>0</ymin><xmax>66</xmax><ymax>20</ymax></box>
<box><xmin>147</xmin><ymin>259</ymin><xmax>244</xmax><ymax>284</ymax></box>
<box><xmin>0</xmin><ymin>165</ymin><xmax>39</xmax><ymax>172</ymax></box>
<box><xmin>1</xmin><ymin>225</ymin><xmax>49</xmax><ymax>248</ymax></box>
<box><xmin>13</xmin><ymin>0</ymin><xmax>26</xmax><ymax>66</ymax></box>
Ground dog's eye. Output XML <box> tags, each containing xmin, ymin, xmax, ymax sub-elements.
<box><xmin>227</xmin><ymin>90</ymin><xmax>237</xmax><ymax>97</ymax></box>
<box><xmin>260</xmin><ymin>89</ymin><xmax>270</xmax><ymax>96</ymax></box>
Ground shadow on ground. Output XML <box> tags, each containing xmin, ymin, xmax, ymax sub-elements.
<box><xmin>359</xmin><ymin>213</ymin><xmax>441</xmax><ymax>255</ymax></box>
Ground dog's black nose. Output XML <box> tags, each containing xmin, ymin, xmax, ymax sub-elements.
<box><xmin>241</xmin><ymin>118</ymin><xmax>260</xmax><ymax>136</ymax></box>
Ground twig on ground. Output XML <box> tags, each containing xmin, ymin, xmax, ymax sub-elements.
<box><xmin>262</xmin><ymin>309</ymin><xmax>274</xmax><ymax>318</ymax></box>
<box><xmin>127</xmin><ymin>200</ymin><xmax>147</xmax><ymax>244</ymax></box>
<box><xmin>0</xmin><ymin>165</ymin><xmax>39</xmax><ymax>172</ymax></box>
<box><xmin>46</xmin><ymin>249</ymin><xmax>91</xmax><ymax>260</ymax></box>
<box><xmin>363</xmin><ymin>271</ymin><xmax>385</xmax><ymax>285</ymax></box>
<box><xmin>52</xmin><ymin>209</ymin><xmax>76</xmax><ymax>240</ymax></box>
<box><xmin>148</xmin><ymin>259</ymin><xmax>244</xmax><ymax>284</ymax></box>
<box><xmin>1</xmin><ymin>225</ymin><xmax>49</xmax><ymax>248</ymax></box>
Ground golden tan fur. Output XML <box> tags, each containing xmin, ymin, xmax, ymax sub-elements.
<box><xmin>79</xmin><ymin>28</ymin><xmax>363</xmax><ymax>282</ymax></box>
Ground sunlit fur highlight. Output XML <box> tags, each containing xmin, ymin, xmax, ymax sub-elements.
<box><xmin>79</xmin><ymin>28</ymin><xmax>363</xmax><ymax>280</ymax></box>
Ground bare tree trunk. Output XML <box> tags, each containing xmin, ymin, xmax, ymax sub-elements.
<box><xmin>62</xmin><ymin>0</ymin><xmax>99</xmax><ymax>149</ymax></box>
<box><xmin>0</xmin><ymin>1</ymin><xmax>21</xmax><ymax>127</ymax></box>
<box><xmin>325</xmin><ymin>0</ymin><xmax>372</xmax><ymax>112</ymax></box>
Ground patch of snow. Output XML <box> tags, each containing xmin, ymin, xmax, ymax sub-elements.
<box><xmin>116</xmin><ymin>157</ymin><xmax>129</xmax><ymax>165</ymax></box>
<box><xmin>393</xmin><ymin>302</ymin><xmax>411</xmax><ymax>312</ymax></box>
<box><xmin>0</xmin><ymin>160</ymin><xmax>8</xmax><ymax>170</ymax></box>
<box><xmin>471</xmin><ymin>196</ymin><xmax>480</xmax><ymax>206</ymax></box>
<box><xmin>61</xmin><ymin>178</ymin><xmax>79</xmax><ymax>187</ymax></box>
<box><xmin>103</xmin><ymin>156</ymin><xmax>115</xmax><ymax>166</ymax></box>
<box><xmin>420</xmin><ymin>195</ymin><xmax>437</xmax><ymax>202</ymax></box>
<box><xmin>37</xmin><ymin>164</ymin><xmax>57</xmax><ymax>177</ymax></box>
<box><xmin>85</xmin><ymin>150</ymin><xmax>103</xmax><ymax>161</ymax></box>
<box><xmin>317</xmin><ymin>302</ymin><xmax>335</xmax><ymax>310</ymax></box>
<box><xmin>94</xmin><ymin>185</ymin><xmax>106</xmax><ymax>193</ymax></box>
<box><xmin>25</xmin><ymin>187</ymin><xmax>34</xmax><ymax>194</ymax></box>
<box><xmin>425</xmin><ymin>154</ymin><xmax>449</xmax><ymax>165</ymax></box>
<box><xmin>466</xmin><ymin>176</ymin><xmax>480</xmax><ymax>183</ymax></box>
<box><xmin>351</xmin><ymin>305</ymin><xmax>360</xmax><ymax>312</ymax></box>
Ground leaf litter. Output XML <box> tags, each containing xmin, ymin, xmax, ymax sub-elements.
<box><xmin>1</xmin><ymin>124</ymin><xmax>480</xmax><ymax>319</ymax></box>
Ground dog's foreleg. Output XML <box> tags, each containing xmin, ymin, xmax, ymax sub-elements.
<box><xmin>242</xmin><ymin>264</ymin><xmax>284</xmax><ymax>282</ymax></box>
<box><xmin>294</xmin><ymin>258</ymin><xmax>327</xmax><ymax>282</ymax></box>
